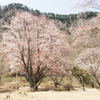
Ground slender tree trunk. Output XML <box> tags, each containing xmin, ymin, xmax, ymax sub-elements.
<box><xmin>90</xmin><ymin>82</ymin><xmax>94</xmax><ymax>88</ymax></box>
<box><xmin>24</xmin><ymin>75</ymin><xmax>29</xmax><ymax>82</ymax></box>
<box><xmin>54</xmin><ymin>82</ymin><xmax>58</xmax><ymax>88</ymax></box>
<box><xmin>93</xmin><ymin>74</ymin><xmax>100</xmax><ymax>86</ymax></box>
<box><xmin>52</xmin><ymin>79</ymin><xmax>58</xmax><ymax>88</ymax></box>
<box><xmin>83</xmin><ymin>82</ymin><xmax>85</xmax><ymax>91</ymax></box>
<box><xmin>95</xmin><ymin>78</ymin><xmax>100</xmax><ymax>86</ymax></box>
<box><xmin>0</xmin><ymin>76</ymin><xmax>1</xmax><ymax>83</ymax></box>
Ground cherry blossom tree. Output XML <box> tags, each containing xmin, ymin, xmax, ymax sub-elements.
<box><xmin>71</xmin><ymin>26</ymin><xmax>100</xmax><ymax>49</ymax></box>
<box><xmin>74</xmin><ymin>48</ymin><xmax>100</xmax><ymax>86</ymax></box>
<box><xmin>48</xmin><ymin>63</ymin><xmax>72</xmax><ymax>88</ymax></box>
<box><xmin>0</xmin><ymin>49</ymin><xmax>10</xmax><ymax>83</ymax></box>
<box><xmin>76</xmin><ymin>0</ymin><xmax>100</xmax><ymax>9</ymax></box>
<box><xmin>2</xmin><ymin>11</ymin><xmax>71</xmax><ymax>91</ymax></box>
<box><xmin>48</xmin><ymin>66</ymin><xmax>66</xmax><ymax>88</ymax></box>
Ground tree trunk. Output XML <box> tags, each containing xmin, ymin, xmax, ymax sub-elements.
<box><xmin>53</xmin><ymin>76</ymin><xmax>64</xmax><ymax>88</ymax></box>
<box><xmin>83</xmin><ymin>82</ymin><xmax>85</xmax><ymax>91</ymax></box>
<box><xmin>28</xmin><ymin>76</ymin><xmax>35</xmax><ymax>91</ymax></box>
<box><xmin>96</xmin><ymin>79</ymin><xmax>100</xmax><ymax>86</ymax></box>
<box><xmin>90</xmin><ymin>82</ymin><xmax>94</xmax><ymax>88</ymax></box>
<box><xmin>29</xmin><ymin>80</ymin><xmax>38</xmax><ymax>91</ymax></box>
<box><xmin>0</xmin><ymin>76</ymin><xmax>1</xmax><ymax>83</ymax></box>
<box><xmin>53</xmin><ymin>80</ymin><xmax>58</xmax><ymax>88</ymax></box>
<box><xmin>24</xmin><ymin>75</ymin><xmax>29</xmax><ymax>82</ymax></box>
<box><xmin>54</xmin><ymin>82</ymin><xmax>58</xmax><ymax>88</ymax></box>
<box><xmin>29</xmin><ymin>78</ymin><xmax>39</xmax><ymax>91</ymax></box>
<box><xmin>30</xmin><ymin>86</ymin><xmax>38</xmax><ymax>92</ymax></box>
<box><xmin>93</xmin><ymin>74</ymin><xmax>100</xmax><ymax>86</ymax></box>
<box><xmin>29</xmin><ymin>81</ymin><xmax>34</xmax><ymax>91</ymax></box>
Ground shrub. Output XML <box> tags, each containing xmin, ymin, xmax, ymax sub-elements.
<box><xmin>64</xmin><ymin>83</ymin><xmax>73</xmax><ymax>91</ymax></box>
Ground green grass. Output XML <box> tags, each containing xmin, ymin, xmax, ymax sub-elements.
<box><xmin>0</xmin><ymin>76</ymin><xmax>29</xmax><ymax>88</ymax></box>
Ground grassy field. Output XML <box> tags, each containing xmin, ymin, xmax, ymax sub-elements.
<box><xmin>0</xmin><ymin>76</ymin><xmax>100</xmax><ymax>100</ymax></box>
<box><xmin>0</xmin><ymin>87</ymin><xmax>100</xmax><ymax>100</ymax></box>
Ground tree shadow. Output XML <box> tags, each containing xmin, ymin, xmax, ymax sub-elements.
<box><xmin>37</xmin><ymin>85</ymin><xmax>75</xmax><ymax>92</ymax></box>
<box><xmin>0</xmin><ymin>88</ymin><xmax>14</xmax><ymax>93</ymax></box>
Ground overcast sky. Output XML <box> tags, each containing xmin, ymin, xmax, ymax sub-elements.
<box><xmin>0</xmin><ymin>0</ymin><xmax>98</xmax><ymax>14</ymax></box>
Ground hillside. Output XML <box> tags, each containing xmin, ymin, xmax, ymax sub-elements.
<box><xmin>0</xmin><ymin>3</ymin><xmax>100</xmax><ymax>59</ymax></box>
<box><xmin>0</xmin><ymin>3</ymin><xmax>98</xmax><ymax>27</ymax></box>
<box><xmin>67</xmin><ymin>13</ymin><xmax>100</xmax><ymax>47</ymax></box>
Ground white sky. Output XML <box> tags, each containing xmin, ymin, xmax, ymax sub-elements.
<box><xmin>0</xmin><ymin>0</ymin><xmax>99</xmax><ymax>14</ymax></box>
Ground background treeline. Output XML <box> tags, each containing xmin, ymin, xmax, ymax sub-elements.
<box><xmin>0</xmin><ymin>3</ymin><xmax>98</xmax><ymax>26</ymax></box>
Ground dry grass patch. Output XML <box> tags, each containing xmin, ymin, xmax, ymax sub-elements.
<box><xmin>0</xmin><ymin>76</ymin><xmax>100</xmax><ymax>100</ymax></box>
<box><xmin>0</xmin><ymin>88</ymin><xmax>100</xmax><ymax>100</ymax></box>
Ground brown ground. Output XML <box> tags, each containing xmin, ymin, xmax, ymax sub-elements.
<box><xmin>0</xmin><ymin>77</ymin><xmax>100</xmax><ymax>100</ymax></box>
<box><xmin>0</xmin><ymin>86</ymin><xmax>100</xmax><ymax>100</ymax></box>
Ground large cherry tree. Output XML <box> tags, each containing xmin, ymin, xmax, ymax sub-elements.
<box><xmin>2</xmin><ymin>11</ymin><xmax>70</xmax><ymax>91</ymax></box>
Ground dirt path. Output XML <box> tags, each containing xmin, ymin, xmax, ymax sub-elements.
<box><xmin>0</xmin><ymin>88</ymin><xmax>100</xmax><ymax>100</ymax></box>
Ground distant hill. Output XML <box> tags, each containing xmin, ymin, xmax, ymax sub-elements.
<box><xmin>0</xmin><ymin>3</ymin><xmax>100</xmax><ymax>53</ymax></box>
<box><xmin>0</xmin><ymin>3</ymin><xmax>98</xmax><ymax>26</ymax></box>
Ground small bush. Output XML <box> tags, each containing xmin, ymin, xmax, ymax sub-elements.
<box><xmin>64</xmin><ymin>83</ymin><xmax>73</xmax><ymax>91</ymax></box>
